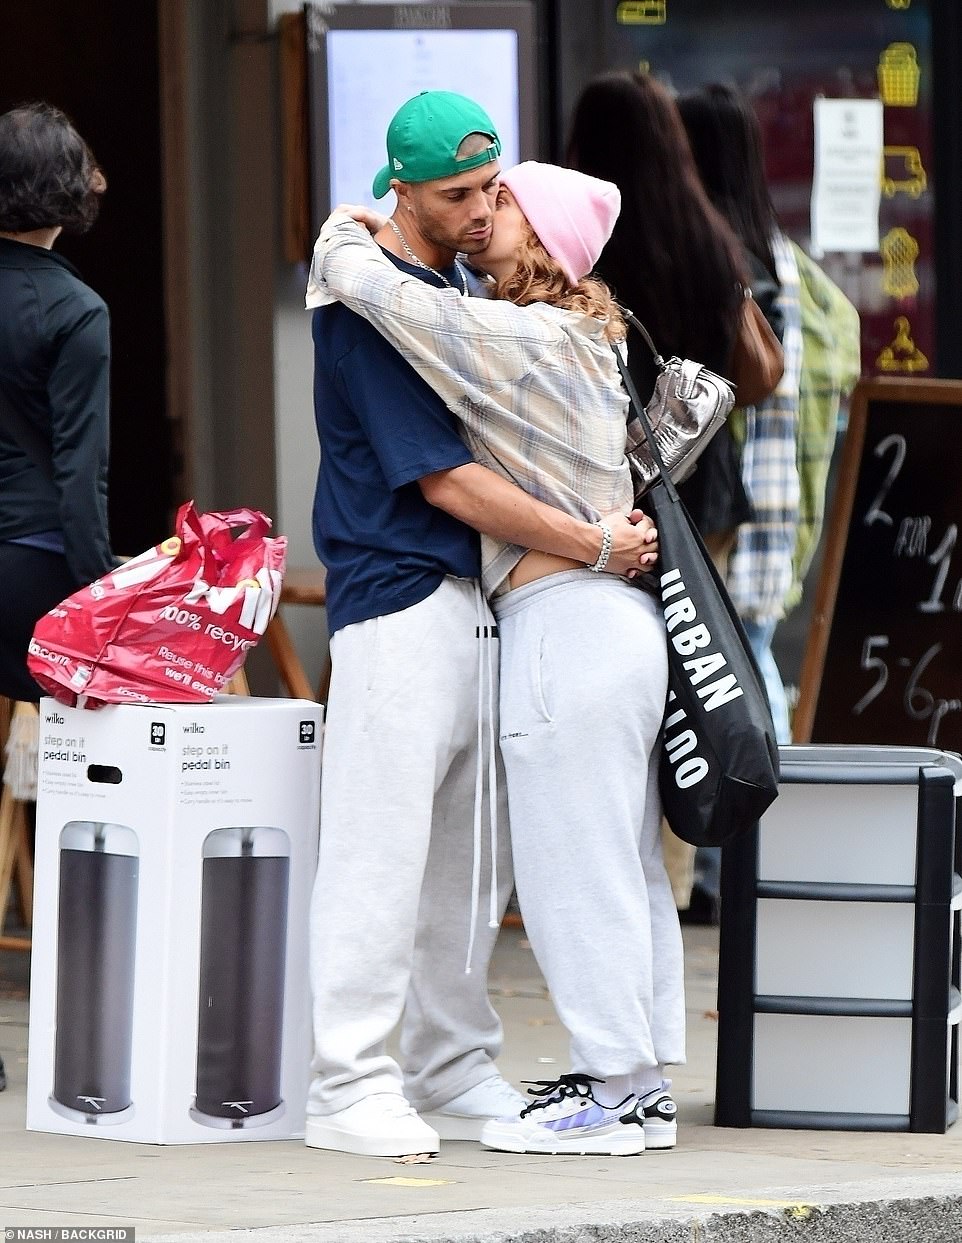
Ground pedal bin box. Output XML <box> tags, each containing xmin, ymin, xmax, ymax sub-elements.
<box><xmin>716</xmin><ymin>745</ymin><xmax>961</xmax><ymax>1133</ymax></box>
<box><xmin>26</xmin><ymin>695</ymin><xmax>323</xmax><ymax>1144</ymax></box>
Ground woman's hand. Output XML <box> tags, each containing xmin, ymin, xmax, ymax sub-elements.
<box><xmin>333</xmin><ymin>203</ymin><xmax>387</xmax><ymax>235</ymax></box>
<box><xmin>606</xmin><ymin>510</ymin><xmax>659</xmax><ymax>579</ymax></box>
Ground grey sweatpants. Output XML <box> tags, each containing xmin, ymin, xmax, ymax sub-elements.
<box><xmin>493</xmin><ymin>570</ymin><xmax>686</xmax><ymax>1075</ymax></box>
<box><xmin>307</xmin><ymin>577</ymin><xmax>513</xmax><ymax>1116</ymax></box>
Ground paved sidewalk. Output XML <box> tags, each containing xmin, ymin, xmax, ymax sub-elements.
<box><xmin>1</xmin><ymin>925</ymin><xmax>960</xmax><ymax>1241</ymax></box>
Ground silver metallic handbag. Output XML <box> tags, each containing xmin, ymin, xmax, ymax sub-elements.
<box><xmin>622</xmin><ymin>311</ymin><xmax>735</xmax><ymax>500</ymax></box>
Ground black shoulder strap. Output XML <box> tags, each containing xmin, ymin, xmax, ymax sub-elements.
<box><xmin>0</xmin><ymin>386</ymin><xmax>55</xmax><ymax>482</ymax></box>
<box><xmin>611</xmin><ymin>338</ymin><xmax>681</xmax><ymax>505</ymax></box>
<box><xmin>621</xmin><ymin>307</ymin><xmax>665</xmax><ymax>368</ymax></box>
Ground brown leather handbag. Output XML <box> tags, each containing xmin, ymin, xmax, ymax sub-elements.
<box><xmin>728</xmin><ymin>288</ymin><xmax>784</xmax><ymax>407</ymax></box>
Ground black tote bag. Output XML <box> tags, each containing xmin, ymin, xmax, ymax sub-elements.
<box><xmin>613</xmin><ymin>344</ymin><xmax>779</xmax><ymax>847</ymax></box>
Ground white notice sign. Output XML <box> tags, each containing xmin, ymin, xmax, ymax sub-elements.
<box><xmin>327</xmin><ymin>29</ymin><xmax>520</xmax><ymax>209</ymax></box>
<box><xmin>810</xmin><ymin>98</ymin><xmax>884</xmax><ymax>255</ymax></box>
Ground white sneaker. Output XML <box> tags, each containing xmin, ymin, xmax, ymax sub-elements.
<box><xmin>305</xmin><ymin>1093</ymin><xmax>440</xmax><ymax>1157</ymax></box>
<box><xmin>423</xmin><ymin>1074</ymin><xmax>527</xmax><ymax>1141</ymax></box>
<box><xmin>638</xmin><ymin>1082</ymin><xmax>678</xmax><ymax>1150</ymax></box>
<box><xmin>480</xmin><ymin>1073</ymin><xmax>646</xmax><ymax>1156</ymax></box>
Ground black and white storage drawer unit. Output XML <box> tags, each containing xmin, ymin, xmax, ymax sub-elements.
<box><xmin>715</xmin><ymin>745</ymin><xmax>961</xmax><ymax>1133</ymax></box>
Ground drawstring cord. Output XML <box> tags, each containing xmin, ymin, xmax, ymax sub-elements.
<box><xmin>464</xmin><ymin>587</ymin><xmax>485</xmax><ymax>975</ymax></box>
<box><xmin>486</xmin><ymin>598</ymin><xmax>500</xmax><ymax>933</ymax></box>
<box><xmin>464</xmin><ymin>583</ymin><xmax>500</xmax><ymax>974</ymax></box>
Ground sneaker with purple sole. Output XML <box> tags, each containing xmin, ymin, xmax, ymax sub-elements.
<box><xmin>479</xmin><ymin>1073</ymin><xmax>649</xmax><ymax>1156</ymax></box>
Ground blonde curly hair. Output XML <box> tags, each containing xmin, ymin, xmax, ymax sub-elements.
<box><xmin>490</xmin><ymin>220</ymin><xmax>626</xmax><ymax>342</ymax></box>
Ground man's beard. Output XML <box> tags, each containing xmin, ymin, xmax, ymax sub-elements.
<box><xmin>457</xmin><ymin>233</ymin><xmax>492</xmax><ymax>256</ymax></box>
<box><xmin>417</xmin><ymin>216</ymin><xmax>490</xmax><ymax>258</ymax></box>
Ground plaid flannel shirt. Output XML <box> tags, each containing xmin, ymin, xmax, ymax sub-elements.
<box><xmin>787</xmin><ymin>243</ymin><xmax>861</xmax><ymax>610</ymax></box>
<box><xmin>307</xmin><ymin>214</ymin><xmax>634</xmax><ymax>596</ymax></box>
<box><xmin>726</xmin><ymin>231</ymin><xmax>803</xmax><ymax>622</ymax></box>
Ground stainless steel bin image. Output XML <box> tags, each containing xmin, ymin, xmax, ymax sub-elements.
<box><xmin>190</xmin><ymin>826</ymin><xmax>291</xmax><ymax>1128</ymax></box>
<box><xmin>50</xmin><ymin>821</ymin><xmax>139</xmax><ymax>1125</ymax></box>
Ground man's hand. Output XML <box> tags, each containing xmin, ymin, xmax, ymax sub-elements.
<box><xmin>606</xmin><ymin>510</ymin><xmax>659</xmax><ymax>579</ymax></box>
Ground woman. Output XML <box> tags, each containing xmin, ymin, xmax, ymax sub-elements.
<box><xmin>678</xmin><ymin>83</ymin><xmax>801</xmax><ymax>745</ymax></box>
<box><xmin>308</xmin><ymin>161</ymin><xmax>684</xmax><ymax>1157</ymax></box>
<box><xmin>566</xmin><ymin>71</ymin><xmax>753</xmax><ymax>568</ymax></box>
<box><xmin>566</xmin><ymin>71</ymin><xmax>754</xmax><ymax>918</ymax></box>
<box><xmin>675</xmin><ymin>83</ymin><xmax>803</xmax><ymax>922</ymax></box>
<box><xmin>0</xmin><ymin>102</ymin><xmax>114</xmax><ymax>702</ymax></box>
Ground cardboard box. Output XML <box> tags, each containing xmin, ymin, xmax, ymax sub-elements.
<box><xmin>26</xmin><ymin>696</ymin><xmax>322</xmax><ymax>1144</ymax></box>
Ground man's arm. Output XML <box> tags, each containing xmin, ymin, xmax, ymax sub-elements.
<box><xmin>420</xmin><ymin>463</ymin><xmax>657</xmax><ymax>576</ymax></box>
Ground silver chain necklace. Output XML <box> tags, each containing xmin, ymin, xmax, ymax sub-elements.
<box><xmin>387</xmin><ymin>218</ymin><xmax>467</xmax><ymax>295</ymax></box>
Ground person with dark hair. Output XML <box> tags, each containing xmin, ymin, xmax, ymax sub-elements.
<box><xmin>309</xmin><ymin>159</ymin><xmax>684</xmax><ymax>1158</ymax></box>
<box><xmin>677</xmin><ymin>84</ymin><xmax>781</xmax><ymax>301</ymax></box>
<box><xmin>565</xmin><ymin>71</ymin><xmax>755</xmax><ymax>915</ymax></box>
<box><xmin>0</xmin><ymin>101</ymin><xmax>114</xmax><ymax>702</ymax></box>
<box><xmin>677</xmin><ymin>82</ymin><xmax>803</xmax><ymax>921</ymax></box>
<box><xmin>678</xmin><ymin>82</ymin><xmax>801</xmax><ymax>744</ymax></box>
<box><xmin>566</xmin><ymin>71</ymin><xmax>753</xmax><ymax>567</ymax></box>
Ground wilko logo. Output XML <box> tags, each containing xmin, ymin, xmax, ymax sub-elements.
<box><xmin>150</xmin><ymin>723</ymin><xmax>166</xmax><ymax>746</ymax></box>
<box><xmin>299</xmin><ymin>721</ymin><xmax>315</xmax><ymax>745</ymax></box>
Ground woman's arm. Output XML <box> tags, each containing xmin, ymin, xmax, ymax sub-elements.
<box><xmin>420</xmin><ymin>463</ymin><xmax>658</xmax><ymax>575</ymax></box>
<box><xmin>307</xmin><ymin>211</ymin><xmax>562</xmax><ymax>402</ymax></box>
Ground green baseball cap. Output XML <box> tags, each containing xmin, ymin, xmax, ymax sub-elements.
<box><xmin>372</xmin><ymin>91</ymin><xmax>501</xmax><ymax>199</ymax></box>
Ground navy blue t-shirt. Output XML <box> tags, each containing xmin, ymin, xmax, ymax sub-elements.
<box><xmin>311</xmin><ymin>253</ymin><xmax>481</xmax><ymax>635</ymax></box>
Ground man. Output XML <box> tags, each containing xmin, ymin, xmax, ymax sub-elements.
<box><xmin>306</xmin><ymin>91</ymin><xmax>656</xmax><ymax>1158</ymax></box>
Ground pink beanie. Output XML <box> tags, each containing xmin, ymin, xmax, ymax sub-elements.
<box><xmin>499</xmin><ymin>161</ymin><xmax>621</xmax><ymax>285</ymax></box>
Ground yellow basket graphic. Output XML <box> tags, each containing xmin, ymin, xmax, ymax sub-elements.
<box><xmin>878</xmin><ymin>43</ymin><xmax>920</xmax><ymax>106</ymax></box>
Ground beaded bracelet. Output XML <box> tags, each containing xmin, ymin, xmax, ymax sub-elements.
<box><xmin>588</xmin><ymin>522</ymin><xmax>613</xmax><ymax>573</ymax></box>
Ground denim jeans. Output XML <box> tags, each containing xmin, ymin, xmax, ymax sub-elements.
<box><xmin>740</xmin><ymin>616</ymin><xmax>792</xmax><ymax>746</ymax></box>
<box><xmin>694</xmin><ymin>616</ymin><xmax>791</xmax><ymax>901</ymax></box>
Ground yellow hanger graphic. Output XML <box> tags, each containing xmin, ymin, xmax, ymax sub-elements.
<box><xmin>876</xmin><ymin>317</ymin><xmax>928</xmax><ymax>373</ymax></box>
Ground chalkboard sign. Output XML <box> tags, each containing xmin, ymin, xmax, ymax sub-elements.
<box><xmin>795</xmin><ymin>378</ymin><xmax>962</xmax><ymax>750</ymax></box>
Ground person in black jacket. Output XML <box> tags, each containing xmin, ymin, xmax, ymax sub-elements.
<box><xmin>0</xmin><ymin>102</ymin><xmax>114</xmax><ymax>702</ymax></box>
